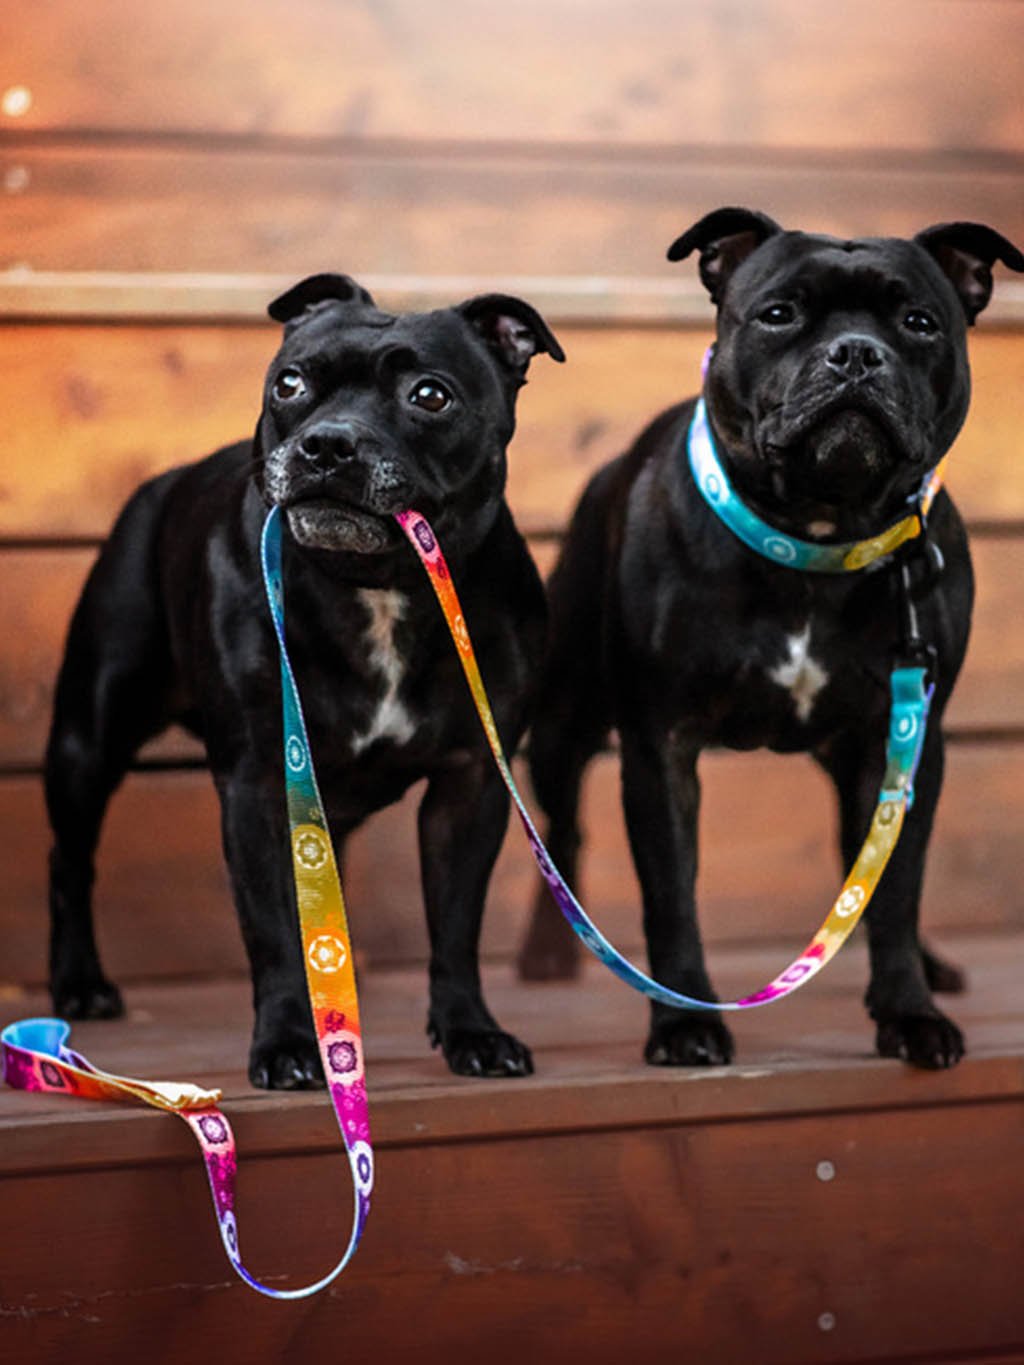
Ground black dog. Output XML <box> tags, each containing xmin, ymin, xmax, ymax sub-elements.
<box><xmin>46</xmin><ymin>275</ymin><xmax>563</xmax><ymax>1087</ymax></box>
<box><xmin>523</xmin><ymin>210</ymin><xmax>1023</xmax><ymax>1070</ymax></box>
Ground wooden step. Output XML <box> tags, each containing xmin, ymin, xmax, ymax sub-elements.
<box><xmin>4</xmin><ymin>741</ymin><xmax>1024</xmax><ymax>988</ymax></box>
<box><xmin>4</xmin><ymin>0</ymin><xmax>1020</xmax><ymax>152</ymax></box>
<box><xmin>1</xmin><ymin>929</ymin><xmax>1022</xmax><ymax>1364</ymax></box>
<box><xmin>1</xmin><ymin>323</ymin><xmax>1022</xmax><ymax>542</ymax></box>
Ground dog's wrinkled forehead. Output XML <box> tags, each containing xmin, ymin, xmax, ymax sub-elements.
<box><xmin>272</xmin><ymin>301</ymin><xmax>503</xmax><ymax>393</ymax></box>
<box><xmin>728</xmin><ymin>233</ymin><xmax>962</xmax><ymax>322</ymax></box>
<box><xmin>274</xmin><ymin>299</ymin><xmax>389</xmax><ymax>360</ymax></box>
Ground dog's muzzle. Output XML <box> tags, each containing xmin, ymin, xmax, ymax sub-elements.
<box><xmin>264</xmin><ymin>426</ymin><xmax>414</xmax><ymax>553</ymax></box>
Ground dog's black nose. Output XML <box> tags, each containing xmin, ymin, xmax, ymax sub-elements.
<box><xmin>825</xmin><ymin>334</ymin><xmax>886</xmax><ymax>379</ymax></box>
<box><xmin>297</xmin><ymin>422</ymin><xmax>360</xmax><ymax>467</ymax></box>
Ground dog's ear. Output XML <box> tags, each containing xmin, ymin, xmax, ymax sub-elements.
<box><xmin>915</xmin><ymin>222</ymin><xmax>1024</xmax><ymax>325</ymax></box>
<box><xmin>667</xmin><ymin>207</ymin><xmax>783</xmax><ymax>304</ymax></box>
<box><xmin>458</xmin><ymin>294</ymin><xmax>566</xmax><ymax>378</ymax></box>
<box><xmin>267</xmin><ymin>273</ymin><xmax>376</xmax><ymax>325</ymax></box>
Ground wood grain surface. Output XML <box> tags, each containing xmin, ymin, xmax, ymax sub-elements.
<box><xmin>0</xmin><ymin>324</ymin><xmax>1021</xmax><ymax>541</ymax></box>
<box><xmin>2</xmin><ymin>0</ymin><xmax>1022</xmax><ymax>151</ymax></box>
<box><xmin>0</xmin><ymin>936</ymin><xmax>1022</xmax><ymax>1364</ymax></box>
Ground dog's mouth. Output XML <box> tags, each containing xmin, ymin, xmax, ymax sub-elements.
<box><xmin>284</xmin><ymin>498</ymin><xmax>398</xmax><ymax>553</ymax></box>
<box><xmin>763</xmin><ymin>403</ymin><xmax>899</xmax><ymax>508</ymax></box>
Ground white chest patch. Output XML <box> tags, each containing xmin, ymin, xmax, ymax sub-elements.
<box><xmin>767</xmin><ymin>626</ymin><xmax>829</xmax><ymax>723</ymax></box>
<box><xmin>351</xmin><ymin>589</ymin><xmax>417</xmax><ymax>754</ymax></box>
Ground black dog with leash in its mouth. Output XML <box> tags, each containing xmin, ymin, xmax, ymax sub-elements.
<box><xmin>45</xmin><ymin>274</ymin><xmax>563</xmax><ymax>1088</ymax></box>
<box><xmin>522</xmin><ymin>210</ymin><xmax>1023</xmax><ymax>1070</ymax></box>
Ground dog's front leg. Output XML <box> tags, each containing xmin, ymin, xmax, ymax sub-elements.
<box><xmin>620</xmin><ymin>725</ymin><xmax>734</xmax><ymax>1067</ymax></box>
<box><xmin>216</xmin><ymin>761</ymin><xmax>325</xmax><ymax>1089</ymax></box>
<box><xmin>418</xmin><ymin>760</ymin><xmax>533</xmax><ymax>1077</ymax></box>
<box><xmin>824</xmin><ymin>725</ymin><xmax>964</xmax><ymax>1069</ymax></box>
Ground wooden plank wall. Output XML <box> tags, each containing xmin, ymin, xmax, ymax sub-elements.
<box><xmin>1</xmin><ymin>0</ymin><xmax>1023</xmax><ymax>989</ymax></box>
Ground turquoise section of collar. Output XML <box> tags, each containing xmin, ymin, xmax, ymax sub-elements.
<box><xmin>687</xmin><ymin>398</ymin><xmax>932</xmax><ymax>573</ymax></box>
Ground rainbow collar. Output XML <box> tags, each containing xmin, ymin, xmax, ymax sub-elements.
<box><xmin>687</xmin><ymin>397</ymin><xmax>944</xmax><ymax>573</ymax></box>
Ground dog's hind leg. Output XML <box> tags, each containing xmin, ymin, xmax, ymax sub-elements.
<box><xmin>517</xmin><ymin>687</ymin><xmax>606</xmax><ymax>980</ymax></box>
<box><xmin>517</xmin><ymin>470</ymin><xmax>617</xmax><ymax>981</ymax></box>
<box><xmin>620</xmin><ymin>725</ymin><xmax>734</xmax><ymax>1068</ymax></box>
<box><xmin>45</xmin><ymin>491</ymin><xmax>176</xmax><ymax>1018</ymax></box>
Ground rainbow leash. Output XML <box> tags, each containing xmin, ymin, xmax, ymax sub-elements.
<box><xmin>2</xmin><ymin>506</ymin><xmax>372</xmax><ymax>1299</ymax></box>
<box><xmin>396</xmin><ymin>509</ymin><xmax>933</xmax><ymax>1011</ymax></box>
<box><xmin>1</xmin><ymin>484</ymin><xmax>935</xmax><ymax>1294</ymax></box>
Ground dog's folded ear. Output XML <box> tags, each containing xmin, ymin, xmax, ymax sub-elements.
<box><xmin>458</xmin><ymin>295</ymin><xmax>566</xmax><ymax>378</ymax></box>
<box><xmin>667</xmin><ymin>208</ymin><xmax>783</xmax><ymax>304</ymax></box>
<box><xmin>268</xmin><ymin>273</ymin><xmax>376</xmax><ymax>325</ymax></box>
<box><xmin>915</xmin><ymin>223</ymin><xmax>1024</xmax><ymax>325</ymax></box>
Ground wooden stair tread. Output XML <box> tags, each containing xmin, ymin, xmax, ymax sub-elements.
<box><xmin>3</xmin><ymin>929</ymin><xmax>1021</xmax><ymax>1175</ymax></box>
<box><xmin>3</xmin><ymin>929</ymin><xmax>1022</xmax><ymax>1362</ymax></box>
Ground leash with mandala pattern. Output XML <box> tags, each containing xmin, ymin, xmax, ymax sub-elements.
<box><xmin>1</xmin><ymin>429</ymin><xmax>939</xmax><ymax>1295</ymax></box>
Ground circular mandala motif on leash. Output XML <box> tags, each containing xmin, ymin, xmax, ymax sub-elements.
<box><xmin>835</xmin><ymin>884</ymin><xmax>867</xmax><ymax>918</ymax></box>
<box><xmin>39</xmin><ymin>1060</ymin><xmax>66</xmax><ymax>1090</ymax></box>
<box><xmin>764</xmin><ymin>535</ymin><xmax>798</xmax><ymax>564</ymax></box>
<box><xmin>328</xmin><ymin>1039</ymin><xmax>358</xmax><ymax>1074</ymax></box>
<box><xmin>412</xmin><ymin>520</ymin><xmax>436</xmax><ymax>555</ymax></box>
<box><xmin>198</xmin><ymin>1113</ymin><xmax>230</xmax><ymax>1146</ymax></box>
<box><xmin>220</xmin><ymin>1210</ymin><xmax>239</xmax><ymax>1258</ymax></box>
<box><xmin>286</xmin><ymin>735</ymin><xmax>307</xmax><ymax>772</ymax></box>
<box><xmin>308</xmin><ymin>934</ymin><xmax>347</xmax><ymax>974</ymax></box>
<box><xmin>294</xmin><ymin>828</ymin><xmax>329</xmax><ymax>871</ymax></box>
<box><xmin>350</xmin><ymin>1139</ymin><xmax>374</xmax><ymax>1196</ymax></box>
<box><xmin>573</xmin><ymin>920</ymin><xmax>611</xmax><ymax>963</ymax></box>
<box><xmin>895</xmin><ymin>713</ymin><xmax>919</xmax><ymax>741</ymax></box>
<box><xmin>324</xmin><ymin>1030</ymin><xmax>364</xmax><ymax>1087</ymax></box>
<box><xmin>703</xmin><ymin>472</ymin><xmax>723</xmax><ymax>503</ymax></box>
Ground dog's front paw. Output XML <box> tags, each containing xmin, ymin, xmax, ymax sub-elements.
<box><xmin>51</xmin><ymin>974</ymin><xmax>124</xmax><ymax>1021</ymax></box>
<box><xmin>248</xmin><ymin>1035</ymin><xmax>325</xmax><ymax>1090</ymax></box>
<box><xmin>645</xmin><ymin>1013</ymin><xmax>734</xmax><ymax>1068</ymax></box>
<box><xmin>430</xmin><ymin>1021</ymin><xmax>534</xmax><ymax>1078</ymax></box>
<box><xmin>875</xmin><ymin>1011</ymin><xmax>965</xmax><ymax>1069</ymax></box>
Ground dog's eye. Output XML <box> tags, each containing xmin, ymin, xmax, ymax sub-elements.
<box><xmin>903</xmin><ymin>309</ymin><xmax>939</xmax><ymax>336</ymax></box>
<box><xmin>409</xmin><ymin>380</ymin><xmax>452</xmax><ymax>413</ymax></box>
<box><xmin>272</xmin><ymin>368</ymin><xmax>308</xmax><ymax>401</ymax></box>
<box><xmin>759</xmin><ymin>302</ymin><xmax>797</xmax><ymax>326</ymax></box>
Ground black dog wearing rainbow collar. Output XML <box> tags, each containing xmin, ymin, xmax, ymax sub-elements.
<box><xmin>522</xmin><ymin>209</ymin><xmax>1023</xmax><ymax>1070</ymax></box>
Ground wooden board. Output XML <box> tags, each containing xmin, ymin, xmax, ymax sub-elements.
<box><xmin>0</xmin><ymin>1094</ymin><xmax>1021</xmax><ymax>1365</ymax></box>
<box><xmin>0</xmin><ymin>324</ymin><xmax>1021</xmax><ymax>541</ymax></box>
<box><xmin>3</xmin><ymin>141</ymin><xmax>1022</xmax><ymax>278</ymax></box>
<box><xmin>0</xmin><ymin>937</ymin><xmax>1022</xmax><ymax>1365</ymax></box>
<box><xmin>3</xmin><ymin>739</ymin><xmax>1023</xmax><ymax>989</ymax></box>
<box><xmin>2</xmin><ymin>0</ymin><xmax>1022</xmax><ymax>153</ymax></box>
<box><xmin>4</xmin><ymin>934</ymin><xmax>1023</xmax><ymax>1165</ymax></box>
<box><xmin>2</xmin><ymin>529</ymin><xmax>1023</xmax><ymax>772</ymax></box>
